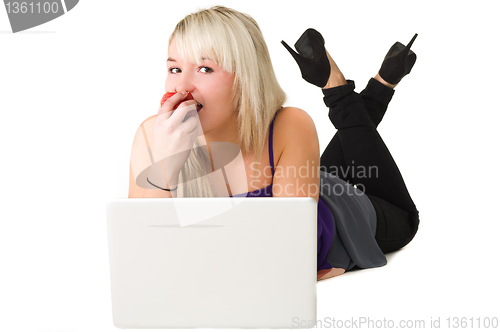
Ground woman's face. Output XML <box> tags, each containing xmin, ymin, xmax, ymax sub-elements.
<box><xmin>165</xmin><ymin>38</ymin><xmax>236</xmax><ymax>136</ymax></box>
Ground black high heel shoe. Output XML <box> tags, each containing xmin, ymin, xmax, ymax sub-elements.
<box><xmin>281</xmin><ymin>28</ymin><xmax>331</xmax><ymax>88</ymax></box>
<box><xmin>379</xmin><ymin>33</ymin><xmax>418</xmax><ymax>85</ymax></box>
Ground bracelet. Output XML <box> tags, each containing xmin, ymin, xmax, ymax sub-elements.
<box><xmin>147</xmin><ymin>177</ymin><xmax>178</xmax><ymax>191</ymax></box>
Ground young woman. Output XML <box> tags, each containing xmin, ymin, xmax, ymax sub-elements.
<box><xmin>129</xmin><ymin>6</ymin><xmax>419</xmax><ymax>281</ymax></box>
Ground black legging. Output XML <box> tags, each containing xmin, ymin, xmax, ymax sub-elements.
<box><xmin>320</xmin><ymin>78</ymin><xmax>420</xmax><ymax>254</ymax></box>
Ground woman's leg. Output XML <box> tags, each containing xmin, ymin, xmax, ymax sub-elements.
<box><xmin>321</xmin><ymin>80</ymin><xmax>419</xmax><ymax>253</ymax></box>
<box><xmin>319</xmin><ymin>50</ymin><xmax>419</xmax><ymax>253</ymax></box>
<box><xmin>281</xmin><ymin>29</ymin><xmax>420</xmax><ymax>253</ymax></box>
<box><xmin>320</xmin><ymin>76</ymin><xmax>395</xmax><ymax>183</ymax></box>
<box><xmin>323</xmin><ymin>77</ymin><xmax>417</xmax><ymax>208</ymax></box>
<box><xmin>359</xmin><ymin>76</ymin><xmax>396</xmax><ymax>128</ymax></box>
<box><xmin>318</xmin><ymin>46</ymin><xmax>415</xmax><ymax>207</ymax></box>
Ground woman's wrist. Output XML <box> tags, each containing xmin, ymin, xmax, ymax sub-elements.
<box><xmin>165</xmin><ymin>169</ymin><xmax>180</xmax><ymax>190</ymax></box>
<box><xmin>147</xmin><ymin>161</ymin><xmax>181</xmax><ymax>191</ymax></box>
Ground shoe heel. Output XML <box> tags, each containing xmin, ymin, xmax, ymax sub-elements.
<box><xmin>406</xmin><ymin>33</ymin><xmax>418</xmax><ymax>51</ymax></box>
<box><xmin>281</xmin><ymin>40</ymin><xmax>308</xmax><ymax>67</ymax></box>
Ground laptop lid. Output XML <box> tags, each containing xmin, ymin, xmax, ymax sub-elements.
<box><xmin>106</xmin><ymin>197</ymin><xmax>317</xmax><ymax>328</ymax></box>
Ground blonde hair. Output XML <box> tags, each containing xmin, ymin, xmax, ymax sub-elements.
<box><xmin>170</xmin><ymin>6</ymin><xmax>287</xmax><ymax>197</ymax></box>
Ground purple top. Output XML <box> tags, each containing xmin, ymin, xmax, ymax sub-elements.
<box><xmin>234</xmin><ymin>114</ymin><xmax>335</xmax><ymax>272</ymax></box>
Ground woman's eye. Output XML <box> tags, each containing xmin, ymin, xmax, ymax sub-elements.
<box><xmin>169</xmin><ymin>67</ymin><xmax>181</xmax><ymax>74</ymax></box>
<box><xmin>199</xmin><ymin>66</ymin><xmax>213</xmax><ymax>73</ymax></box>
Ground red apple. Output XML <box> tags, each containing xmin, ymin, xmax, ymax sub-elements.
<box><xmin>160</xmin><ymin>91</ymin><xmax>194</xmax><ymax>109</ymax></box>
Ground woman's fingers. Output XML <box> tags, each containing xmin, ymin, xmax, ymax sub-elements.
<box><xmin>183</xmin><ymin>111</ymin><xmax>201</xmax><ymax>133</ymax></box>
<box><xmin>158</xmin><ymin>92</ymin><xmax>188</xmax><ymax>116</ymax></box>
<box><xmin>169</xmin><ymin>101</ymin><xmax>198</xmax><ymax>124</ymax></box>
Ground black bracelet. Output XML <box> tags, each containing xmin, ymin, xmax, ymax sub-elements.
<box><xmin>147</xmin><ymin>177</ymin><xmax>178</xmax><ymax>191</ymax></box>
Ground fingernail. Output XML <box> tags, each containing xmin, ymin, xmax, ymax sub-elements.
<box><xmin>182</xmin><ymin>91</ymin><xmax>187</xmax><ymax>95</ymax></box>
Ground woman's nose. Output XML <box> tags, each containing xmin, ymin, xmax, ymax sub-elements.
<box><xmin>175</xmin><ymin>73</ymin><xmax>195</xmax><ymax>93</ymax></box>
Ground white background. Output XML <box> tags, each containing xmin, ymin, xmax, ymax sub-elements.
<box><xmin>1</xmin><ymin>1</ymin><xmax>499</xmax><ymax>331</ymax></box>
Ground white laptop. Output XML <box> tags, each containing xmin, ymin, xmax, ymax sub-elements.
<box><xmin>106</xmin><ymin>197</ymin><xmax>317</xmax><ymax>329</ymax></box>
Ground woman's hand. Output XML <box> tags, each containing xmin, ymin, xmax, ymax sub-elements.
<box><xmin>151</xmin><ymin>92</ymin><xmax>202</xmax><ymax>180</ymax></box>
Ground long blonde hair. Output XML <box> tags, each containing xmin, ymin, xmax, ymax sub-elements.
<box><xmin>170</xmin><ymin>6</ymin><xmax>287</xmax><ymax>197</ymax></box>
